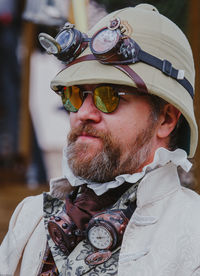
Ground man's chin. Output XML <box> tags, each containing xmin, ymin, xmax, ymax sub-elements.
<box><xmin>67</xmin><ymin>141</ymin><xmax>108</xmax><ymax>182</ymax></box>
<box><xmin>71</xmin><ymin>140</ymin><xmax>103</xmax><ymax>163</ymax></box>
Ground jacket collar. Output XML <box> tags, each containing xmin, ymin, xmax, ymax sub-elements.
<box><xmin>136</xmin><ymin>162</ymin><xmax>180</xmax><ymax>208</ymax></box>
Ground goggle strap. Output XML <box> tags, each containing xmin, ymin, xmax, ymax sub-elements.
<box><xmin>65</xmin><ymin>54</ymin><xmax>148</xmax><ymax>93</ymax></box>
<box><xmin>65</xmin><ymin>54</ymin><xmax>96</xmax><ymax>68</ymax></box>
<box><xmin>114</xmin><ymin>65</ymin><xmax>148</xmax><ymax>93</ymax></box>
<box><xmin>138</xmin><ymin>50</ymin><xmax>194</xmax><ymax>99</ymax></box>
<box><xmin>63</xmin><ymin>52</ymin><xmax>193</xmax><ymax>99</ymax></box>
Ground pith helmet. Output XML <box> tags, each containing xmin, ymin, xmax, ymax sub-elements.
<box><xmin>50</xmin><ymin>4</ymin><xmax>198</xmax><ymax>158</ymax></box>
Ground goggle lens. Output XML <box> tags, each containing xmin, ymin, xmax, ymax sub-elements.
<box><xmin>56</xmin><ymin>30</ymin><xmax>74</xmax><ymax>50</ymax></box>
<box><xmin>61</xmin><ymin>86</ymin><xmax>120</xmax><ymax>113</ymax></box>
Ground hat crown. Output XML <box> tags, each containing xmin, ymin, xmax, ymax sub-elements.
<box><xmin>88</xmin><ymin>4</ymin><xmax>195</xmax><ymax>88</ymax></box>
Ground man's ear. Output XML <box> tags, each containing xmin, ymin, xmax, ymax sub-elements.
<box><xmin>157</xmin><ymin>104</ymin><xmax>181</xmax><ymax>139</ymax></box>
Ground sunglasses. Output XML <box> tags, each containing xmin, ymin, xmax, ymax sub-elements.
<box><xmin>59</xmin><ymin>85</ymin><xmax>135</xmax><ymax>113</ymax></box>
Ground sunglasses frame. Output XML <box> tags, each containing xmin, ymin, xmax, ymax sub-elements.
<box><xmin>59</xmin><ymin>85</ymin><xmax>135</xmax><ymax>114</ymax></box>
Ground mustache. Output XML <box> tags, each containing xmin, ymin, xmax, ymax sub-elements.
<box><xmin>68</xmin><ymin>124</ymin><xmax>106</xmax><ymax>144</ymax></box>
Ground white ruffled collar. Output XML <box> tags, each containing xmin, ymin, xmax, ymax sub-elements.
<box><xmin>62</xmin><ymin>147</ymin><xmax>192</xmax><ymax>196</ymax></box>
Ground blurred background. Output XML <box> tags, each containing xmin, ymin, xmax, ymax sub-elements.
<box><xmin>0</xmin><ymin>0</ymin><xmax>199</xmax><ymax>242</ymax></box>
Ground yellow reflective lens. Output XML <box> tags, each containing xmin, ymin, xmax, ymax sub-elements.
<box><xmin>61</xmin><ymin>85</ymin><xmax>120</xmax><ymax>113</ymax></box>
<box><xmin>62</xmin><ymin>86</ymin><xmax>83</xmax><ymax>112</ymax></box>
<box><xmin>94</xmin><ymin>86</ymin><xmax>119</xmax><ymax>113</ymax></box>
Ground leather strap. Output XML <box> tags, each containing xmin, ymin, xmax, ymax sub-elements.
<box><xmin>65</xmin><ymin>54</ymin><xmax>148</xmax><ymax>93</ymax></box>
<box><xmin>65</xmin><ymin>54</ymin><xmax>97</xmax><ymax>68</ymax></box>
<box><xmin>138</xmin><ymin>50</ymin><xmax>194</xmax><ymax>99</ymax></box>
<box><xmin>65</xmin><ymin>52</ymin><xmax>194</xmax><ymax>99</ymax></box>
<box><xmin>114</xmin><ymin>64</ymin><xmax>148</xmax><ymax>93</ymax></box>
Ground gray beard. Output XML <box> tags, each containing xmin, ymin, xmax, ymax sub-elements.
<box><xmin>65</xmin><ymin>122</ymin><xmax>156</xmax><ymax>183</ymax></box>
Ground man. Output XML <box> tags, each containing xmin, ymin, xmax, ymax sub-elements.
<box><xmin>1</xmin><ymin>3</ymin><xmax>200</xmax><ymax>276</ymax></box>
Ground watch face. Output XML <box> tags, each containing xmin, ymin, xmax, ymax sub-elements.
<box><xmin>88</xmin><ymin>225</ymin><xmax>113</xmax><ymax>250</ymax></box>
<box><xmin>91</xmin><ymin>29</ymin><xmax>119</xmax><ymax>53</ymax></box>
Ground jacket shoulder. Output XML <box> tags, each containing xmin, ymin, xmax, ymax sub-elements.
<box><xmin>181</xmin><ymin>187</ymin><xmax>200</xmax><ymax>207</ymax></box>
<box><xmin>8</xmin><ymin>193</ymin><xmax>44</xmax><ymax>230</ymax></box>
<box><xmin>176</xmin><ymin>187</ymin><xmax>200</xmax><ymax>228</ymax></box>
<box><xmin>0</xmin><ymin>194</ymin><xmax>44</xmax><ymax>275</ymax></box>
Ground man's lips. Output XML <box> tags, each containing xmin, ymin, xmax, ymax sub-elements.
<box><xmin>76</xmin><ymin>132</ymin><xmax>100</xmax><ymax>141</ymax></box>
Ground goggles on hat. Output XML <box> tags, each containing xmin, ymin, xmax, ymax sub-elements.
<box><xmin>39</xmin><ymin>18</ymin><xmax>193</xmax><ymax>99</ymax></box>
<box><xmin>59</xmin><ymin>85</ymin><xmax>136</xmax><ymax>113</ymax></box>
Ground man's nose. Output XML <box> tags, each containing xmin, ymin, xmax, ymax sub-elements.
<box><xmin>77</xmin><ymin>94</ymin><xmax>102</xmax><ymax>123</ymax></box>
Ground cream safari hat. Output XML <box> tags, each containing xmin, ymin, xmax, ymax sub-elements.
<box><xmin>49</xmin><ymin>4</ymin><xmax>198</xmax><ymax>158</ymax></box>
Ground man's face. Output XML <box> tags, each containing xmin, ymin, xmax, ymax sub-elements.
<box><xmin>66</xmin><ymin>84</ymin><xmax>158</xmax><ymax>182</ymax></box>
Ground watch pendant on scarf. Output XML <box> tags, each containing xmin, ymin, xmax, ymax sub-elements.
<box><xmin>85</xmin><ymin>209</ymin><xmax>129</xmax><ymax>265</ymax></box>
<box><xmin>48</xmin><ymin>184</ymin><xmax>137</xmax><ymax>266</ymax></box>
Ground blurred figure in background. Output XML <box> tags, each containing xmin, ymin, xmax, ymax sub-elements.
<box><xmin>0</xmin><ymin>0</ymin><xmax>23</xmax><ymax>162</ymax></box>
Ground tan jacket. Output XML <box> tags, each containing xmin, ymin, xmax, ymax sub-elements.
<box><xmin>1</xmin><ymin>163</ymin><xmax>200</xmax><ymax>275</ymax></box>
